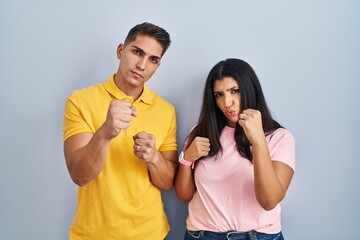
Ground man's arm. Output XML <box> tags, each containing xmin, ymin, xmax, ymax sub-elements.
<box><xmin>64</xmin><ymin>128</ymin><xmax>111</xmax><ymax>186</ymax></box>
<box><xmin>133</xmin><ymin>131</ymin><xmax>178</xmax><ymax>190</ymax></box>
<box><xmin>64</xmin><ymin>100</ymin><xmax>137</xmax><ymax>186</ymax></box>
<box><xmin>147</xmin><ymin>150</ymin><xmax>178</xmax><ymax>190</ymax></box>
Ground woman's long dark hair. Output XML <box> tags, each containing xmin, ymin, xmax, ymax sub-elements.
<box><xmin>186</xmin><ymin>58</ymin><xmax>282</xmax><ymax>162</ymax></box>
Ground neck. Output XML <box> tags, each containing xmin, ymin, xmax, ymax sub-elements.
<box><xmin>113</xmin><ymin>74</ymin><xmax>143</xmax><ymax>101</ymax></box>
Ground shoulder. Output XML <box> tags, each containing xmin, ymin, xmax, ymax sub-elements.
<box><xmin>267</xmin><ymin>128</ymin><xmax>295</xmax><ymax>144</ymax></box>
<box><xmin>147</xmin><ymin>87</ymin><xmax>175</xmax><ymax>111</ymax></box>
<box><xmin>69</xmin><ymin>82</ymin><xmax>104</xmax><ymax>97</ymax></box>
<box><xmin>267</xmin><ymin>128</ymin><xmax>296</xmax><ymax>170</ymax></box>
<box><xmin>66</xmin><ymin>82</ymin><xmax>105</xmax><ymax>105</ymax></box>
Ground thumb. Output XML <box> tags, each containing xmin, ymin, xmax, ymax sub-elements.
<box><xmin>131</xmin><ymin>105</ymin><xmax>138</xmax><ymax>117</ymax></box>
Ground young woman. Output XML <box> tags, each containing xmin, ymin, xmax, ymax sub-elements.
<box><xmin>175</xmin><ymin>58</ymin><xmax>295</xmax><ymax>240</ymax></box>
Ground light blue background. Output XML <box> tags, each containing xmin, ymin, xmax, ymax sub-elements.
<box><xmin>1</xmin><ymin>1</ymin><xmax>359</xmax><ymax>239</ymax></box>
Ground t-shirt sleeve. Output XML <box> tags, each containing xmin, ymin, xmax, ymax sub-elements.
<box><xmin>268</xmin><ymin>128</ymin><xmax>296</xmax><ymax>171</ymax></box>
<box><xmin>62</xmin><ymin>91</ymin><xmax>93</xmax><ymax>141</ymax></box>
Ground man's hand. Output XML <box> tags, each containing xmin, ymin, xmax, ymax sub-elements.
<box><xmin>103</xmin><ymin>100</ymin><xmax>137</xmax><ymax>139</ymax></box>
<box><xmin>133</xmin><ymin>131</ymin><xmax>158</xmax><ymax>164</ymax></box>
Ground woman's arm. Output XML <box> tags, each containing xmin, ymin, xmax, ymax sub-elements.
<box><xmin>252</xmin><ymin>137</ymin><xmax>294</xmax><ymax>210</ymax></box>
<box><xmin>174</xmin><ymin>160</ymin><xmax>196</xmax><ymax>202</ymax></box>
<box><xmin>174</xmin><ymin>137</ymin><xmax>210</xmax><ymax>202</ymax></box>
<box><xmin>239</xmin><ymin>109</ymin><xmax>294</xmax><ymax>210</ymax></box>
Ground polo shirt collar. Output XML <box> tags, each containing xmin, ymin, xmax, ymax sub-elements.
<box><xmin>104</xmin><ymin>74</ymin><xmax>153</xmax><ymax>104</ymax></box>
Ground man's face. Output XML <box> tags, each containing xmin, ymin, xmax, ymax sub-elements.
<box><xmin>116</xmin><ymin>35</ymin><xmax>163</xmax><ymax>88</ymax></box>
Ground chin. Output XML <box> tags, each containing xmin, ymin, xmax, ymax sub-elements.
<box><xmin>229</xmin><ymin>116</ymin><xmax>239</xmax><ymax>122</ymax></box>
<box><xmin>226</xmin><ymin>119</ymin><xmax>238</xmax><ymax>127</ymax></box>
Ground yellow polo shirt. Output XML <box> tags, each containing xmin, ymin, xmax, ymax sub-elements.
<box><xmin>63</xmin><ymin>75</ymin><xmax>177</xmax><ymax>240</ymax></box>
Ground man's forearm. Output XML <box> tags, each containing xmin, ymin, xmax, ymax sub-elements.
<box><xmin>66</xmin><ymin>130</ymin><xmax>111</xmax><ymax>186</ymax></box>
<box><xmin>147</xmin><ymin>150</ymin><xmax>178</xmax><ymax>190</ymax></box>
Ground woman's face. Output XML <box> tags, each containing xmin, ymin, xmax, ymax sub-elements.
<box><xmin>213</xmin><ymin>77</ymin><xmax>241</xmax><ymax>127</ymax></box>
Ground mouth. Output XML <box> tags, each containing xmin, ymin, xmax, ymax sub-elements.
<box><xmin>131</xmin><ymin>70</ymin><xmax>143</xmax><ymax>79</ymax></box>
<box><xmin>226</xmin><ymin>110</ymin><xmax>236</xmax><ymax>117</ymax></box>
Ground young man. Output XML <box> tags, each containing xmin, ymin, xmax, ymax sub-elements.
<box><xmin>63</xmin><ymin>22</ymin><xmax>178</xmax><ymax>240</ymax></box>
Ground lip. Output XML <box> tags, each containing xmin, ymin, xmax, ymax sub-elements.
<box><xmin>226</xmin><ymin>110</ymin><xmax>236</xmax><ymax>117</ymax></box>
<box><xmin>131</xmin><ymin>70</ymin><xmax>143</xmax><ymax>79</ymax></box>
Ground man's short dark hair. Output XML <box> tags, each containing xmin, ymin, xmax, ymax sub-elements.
<box><xmin>124</xmin><ymin>22</ymin><xmax>171</xmax><ymax>56</ymax></box>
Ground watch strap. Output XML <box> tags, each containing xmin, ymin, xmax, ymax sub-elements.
<box><xmin>178</xmin><ymin>151</ymin><xmax>195</xmax><ymax>169</ymax></box>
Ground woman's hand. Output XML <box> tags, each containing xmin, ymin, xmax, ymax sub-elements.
<box><xmin>184</xmin><ymin>137</ymin><xmax>211</xmax><ymax>162</ymax></box>
<box><xmin>238</xmin><ymin>109</ymin><xmax>265</xmax><ymax>145</ymax></box>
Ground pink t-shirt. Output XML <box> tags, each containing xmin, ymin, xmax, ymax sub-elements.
<box><xmin>186</xmin><ymin>127</ymin><xmax>295</xmax><ymax>234</ymax></box>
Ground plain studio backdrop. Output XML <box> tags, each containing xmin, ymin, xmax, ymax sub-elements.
<box><xmin>1</xmin><ymin>1</ymin><xmax>359</xmax><ymax>239</ymax></box>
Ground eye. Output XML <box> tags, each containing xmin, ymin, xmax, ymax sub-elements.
<box><xmin>132</xmin><ymin>49</ymin><xmax>142</xmax><ymax>55</ymax></box>
<box><xmin>149</xmin><ymin>57</ymin><xmax>160</xmax><ymax>64</ymax></box>
<box><xmin>231</xmin><ymin>89</ymin><xmax>240</xmax><ymax>94</ymax></box>
<box><xmin>214</xmin><ymin>93</ymin><xmax>222</xmax><ymax>98</ymax></box>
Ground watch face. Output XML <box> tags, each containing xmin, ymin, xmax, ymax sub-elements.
<box><xmin>178</xmin><ymin>151</ymin><xmax>184</xmax><ymax>162</ymax></box>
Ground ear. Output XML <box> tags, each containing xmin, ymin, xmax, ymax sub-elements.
<box><xmin>116</xmin><ymin>43</ymin><xmax>124</xmax><ymax>60</ymax></box>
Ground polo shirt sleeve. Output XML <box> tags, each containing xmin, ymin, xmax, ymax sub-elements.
<box><xmin>63</xmin><ymin>90</ymin><xmax>92</xmax><ymax>141</ymax></box>
<box><xmin>158</xmin><ymin>108</ymin><xmax>177</xmax><ymax>152</ymax></box>
<box><xmin>268</xmin><ymin>128</ymin><xmax>296</xmax><ymax>171</ymax></box>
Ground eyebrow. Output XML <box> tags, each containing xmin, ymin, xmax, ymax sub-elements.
<box><xmin>131</xmin><ymin>45</ymin><xmax>161</xmax><ymax>61</ymax></box>
<box><xmin>214</xmin><ymin>86</ymin><xmax>239</xmax><ymax>93</ymax></box>
<box><xmin>226</xmin><ymin>86</ymin><xmax>239</xmax><ymax>91</ymax></box>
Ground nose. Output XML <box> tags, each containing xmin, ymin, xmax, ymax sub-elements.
<box><xmin>224</xmin><ymin>94</ymin><xmax>234</xmax><ymax>108</ymax></box>
<box><xmin>136</xmin><ymin>58</ymin><xmax>147</xmax><ymax>71</ymax></box>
